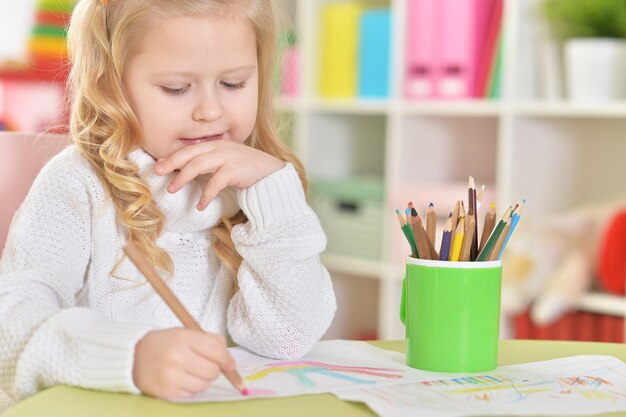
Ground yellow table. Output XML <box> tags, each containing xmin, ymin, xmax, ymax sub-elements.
<box><xmin>4</xmin><ymin>340</ymin><xmax>626</xmax><ymax>417</ymax></box>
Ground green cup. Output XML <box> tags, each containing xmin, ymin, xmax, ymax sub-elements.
<box><xmin>400</xmin><ymin>257</ymin><xmax>502</xmax><ymax>373</ymax></box>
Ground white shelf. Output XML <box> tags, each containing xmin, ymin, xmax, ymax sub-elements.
<box><xmin>399</xmin><ymin>100</ymin><xmax>502</xmax><ymax>117</ymax></box>
<box><xmin>514</xmin><ymin>102</ymin><xmax>626</xmax><ymax>118</ymax></box>
<box><xmin>577</xmin><ymin>293</ymin><xmax>626</xmax><ymax>317</ymax></box>
<box><xmin>307</xmin><ymin>98</ymin><xmax>390</xmax><ymax>114</ymax></box>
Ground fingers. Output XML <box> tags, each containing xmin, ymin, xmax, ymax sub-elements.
<box><xmin>166</xmin><ymin>154</ymin><xmax>222</xmax><ymax>194</ymax></box>
<box><xmin>198</xmin><ymin>168</ymin><xmax>232</xmax><ymax>210</ymax></box>
<box><xmin>177</xmin><ymin>369</ymin><xmax>214</xmax><ymax>396</ymax></box>
<box><xmin>189</xmin><ymin>332</ymin><xmax>237</xmax><ymax>373</ymax></box>
<box><xmin>155</xmin><ymin>142</ymin><xmax>217</xmax><ymax>175</ymax></box>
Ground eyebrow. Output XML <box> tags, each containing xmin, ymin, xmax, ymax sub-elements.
<box><xmin>151</xmin><ymin>65</ymin><xmax>257</xmax><ymax>78</ymax></box>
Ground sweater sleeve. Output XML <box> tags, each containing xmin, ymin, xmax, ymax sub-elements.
<box><xmin>0</xmin><ymin>157</ymin><xmax>153</xmax><ymax>403</ymax></box>
<box><xmin>226</xmin><ymin>163</ymin><xmax>336</xmax><ymax>359</ymax></box>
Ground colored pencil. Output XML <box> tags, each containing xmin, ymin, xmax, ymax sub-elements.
<box><xmin>409</xmin><ymin>206</ymin><xmax>437</xmax><ymax>260</ymax></box>
<box><xmin>476</xmin><ymin>206</ymin><xmax>512</xmax><ymax>261</ymax></box>
<box><xmin>468</xmin><ymin>176</ymin><xmax>479</xmax><ymax>261</ymax></box>
<box><xmin>459</xmin><ymin>200</ymin><xmax>466</xmax><ymax>219</ymax></box>
<box><xmin>439</xmin><ymin>213</ymin><xmax>453</xmax><ymax>261</ymax></box>
<box><xmin>489</xmin><ymin>215</ymin><xmax>512</xmax><ymax>261</ymax></box>
<box><xmin>459</xmin><ymin>213</ymin><xmax>475</xmax><ymax>262</ymax></box>
<box><xmin>397</xmin><ymin>209</ymin><xmax>419</xmax><ymax>258</ymax></box>
<box><xmin>479</xmin><ymin>203</ymin><xmax>496</xmax><ymax>252</ymax></box>
<box><xmin>450</xmin><ymin>217</ymin><xmax>465</xmax><ymax>262</ymax></box>
<box><xmin>450</xmin><ymin>201</ymin><xmax>461</xmax><ymax>235</ymax></box>
<box><xmin>497</xmin><ymin>198</ymin><xmax>525</xmax><ymax>259</ymax></box>
<box><xmin>123</xmin><ymin>241</ymin><xmax>248</xmax><ymax>396</ymax></box>
<box><xmin>426</xmin><ymin>202</ymin><xmax>437</xmax><ymax>252</ymax></box>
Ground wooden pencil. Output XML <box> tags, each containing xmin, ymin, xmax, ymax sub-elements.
<box><xmin>413</xmin><ymin>207</ymin><xmax>438</xmax><ymax>260</ymax></box>
<box><xmin>449</xmin><ymin>217</ymin><xmax>465</xmax><ymax>262</ymax></box>
<box><xmin>476</xmin><ymin>206</ymin><xmax>512</xmax><ymax>261</ymax></box>
<box><xmin>497</xmin><ymin>199</ymin><xmax>525</xmax><ymax>259</ymax></box>
<box><xmin>479</xmin><ymin>202</ymin><xmax>496</xmax><ymax>252</ymax></box>
<box><xmin>489</xmin><ymin>216</ymin><xmax>512</xmax><ymax>261</ymax></box>
<box><xmin>426</xmin><ymin>202</ymin><xmax>437</xmax><ymax>251</ymax></box>
<box><xmin>450</xmin><ymin>201</ymin><xmax>461</xmax><ymax>236</ymax></box>
<box><xmin>459</xmin><ymin>200</ymin><xmax>466</xmax><ymax>219</ymax></box>
<box><xmin>123</xmin><ymin>241</ymin><xmax>248</xmax><ymax>396</ymax></box>
<box><xmin>459</xmin><ymin>213</ymin><xmax>475</xmax><ymax>262</ymax></box>
<box><xmin>397</xmin><ymin>209</ymin><xmax>419</xmax><ymax>258</ymax></box>
<box><xmin>410</xmin><ymin>207</ymin><xmax>434</xmax><ymax>260</ymax></box>
<box><xmin>468</xmin><ymin>176</ymin><xmax>479</xmax><ymax>261</ymax></box>
<box><xmin>439</xmin><ymin>214</ymin><xmax>453</xmax><ymax>261</ymax></box>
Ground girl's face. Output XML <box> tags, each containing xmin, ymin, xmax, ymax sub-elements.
<box><xmin>123</xmin><ymin>14</ymin><xmax>259</xmax><ymax>160</ymax></box>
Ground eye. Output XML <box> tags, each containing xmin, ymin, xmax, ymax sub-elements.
<box><xmin>221</xmin><ymin>81</ymin><xmax>246</xmax><ymax>90</ymax></box>
<box><xmin>161</xmin><ymin>86</ymin><xmax>189</xmax><ymax>95</ymax></box>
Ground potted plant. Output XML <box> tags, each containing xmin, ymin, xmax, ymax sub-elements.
<box><xmin>542</xmin><ymin>0</ymin><xmax>626</xmax><ymax>102</ymax></box>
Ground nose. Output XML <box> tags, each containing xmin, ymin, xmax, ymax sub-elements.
<box><xmin>192</xmin><ymin>88</ymin><xmax>223</xmax><ymax>122</ymax></box>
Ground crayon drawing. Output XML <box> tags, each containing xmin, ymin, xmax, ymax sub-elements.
<box><xmin>245</xmin><ymin>360</ymin><xmax>403</xmax><ymax>388</ymax></box>
<box><xmin>179</xmin><ymin>340</ymin><xmax>421</xmax><ymax>403</ymax></box>
<box><xmin>336</xmin><ymin>355</ymin><xmax>626</xmax><ymax>417</ymax></box>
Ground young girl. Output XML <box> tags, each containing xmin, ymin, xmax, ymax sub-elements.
<box><xmin>0</xmin><ymin>0</ymin><xmax>336</xmax><ymax>406</ymax></box>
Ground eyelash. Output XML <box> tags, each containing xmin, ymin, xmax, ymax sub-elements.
<box><xmin>161</xmin><ymin>86</ymin><xmax>189</xmax><ymax>96</ymax></box>
<box><xmin>160</xmin><ymin>81</ymin><xmax>246</xmax><ymax>95</ymax></box>
<box><xmin>221</xmin><ymin>81</ymin><xmax>246</xmax><ymax>90</ymax></box>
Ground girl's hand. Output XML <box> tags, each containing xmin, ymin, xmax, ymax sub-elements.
<box><xmin>133</xmin><ymin>328</ymin><xmax>235</xmax><ymax>400</ymax></box>
<box><xmin>154</xmin><ymin>141</ymin><xmax>285</xmax><ymax>210</ymax></box>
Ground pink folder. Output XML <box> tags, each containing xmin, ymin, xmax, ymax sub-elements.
<box><xmin>405</xmin><ymin>0</ymin><xmax>438</xmax><ymax>99</ymax></box>
<box><xmin>438</xmin><ymin>0</ymin><xmax>475</xmax><ymax>98</ymax></box>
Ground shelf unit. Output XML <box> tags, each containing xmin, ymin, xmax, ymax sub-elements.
<box><xmin>275</xmin><ymin>0</ymin><xmax>626</xmax><ymax>341</ymax></box>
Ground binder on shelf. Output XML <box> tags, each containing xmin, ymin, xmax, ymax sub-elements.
<box><xmin>437</xmin><ymin>0</ymin><xmax>475</xmax><ymax>98</ymax></box>
<box><xmin>487</xmin><ymin>34</ymin><xmax>504</xmax><ymax>98</ymax></box>
<box><xmin>405</xmin><ymin>0</ymin><xmax>438</xmax><ymax>99</ymax></box>
<box><xmin>319</xmin><ymin>2</ymin><xmax>361</xmax><ymax>98</ymax></box>
<box><xmin>358</xmin><ymin>9</ymin><xmax>391</xmax><ymax>99</ymax></box>
<box><xmin>436</xmin><ymin>0</ymin><xmax>499</xmax><ymax>99</ymax></box>
<box><xmin>475</xmin><ymin>0</ymin><xmax>503</xmax><ymax>97</ymax></box>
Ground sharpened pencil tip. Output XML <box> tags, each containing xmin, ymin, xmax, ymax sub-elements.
<box><xmin>395</xmin><ymin>209</ymin><xmax>400</xmax><ymax>214</ymax></box>
<box><xmin>241</xmin><ymin>388</ymin><xmax>249</xmax><ymax>396</ymax></box>
<box><xmin>429</xmin><ymin>202</ymin><xmax>434</xmax><ymax>207</ymax></box>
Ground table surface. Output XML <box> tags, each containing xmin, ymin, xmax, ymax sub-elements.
<box><xmin>4</xmin><ymin>339</ymin><xmax>626</xmax><ymax>417</ymax></box>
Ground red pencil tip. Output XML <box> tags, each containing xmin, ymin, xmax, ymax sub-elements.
<box><xmin>241</xmin><ymin>388</ymin><xmax>250</xmax><ymax>396</ymax></box>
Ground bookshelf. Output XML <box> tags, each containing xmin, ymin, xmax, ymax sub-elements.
<box><xmin>277</xmin><ymin>0</ymin><xmax>626</xmax><ymax>342</ymax></box>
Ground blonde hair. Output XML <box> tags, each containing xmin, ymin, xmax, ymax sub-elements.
<box><xmin>67</xmin><ymin>0</ymin><xmax>307</xmax><ymax>276</ymax></box>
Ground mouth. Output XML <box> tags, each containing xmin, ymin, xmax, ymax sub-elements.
<box><xmin>179</xmin><ymin>133</ymin><xmax>224</xmax><ymax>145</ymax></box>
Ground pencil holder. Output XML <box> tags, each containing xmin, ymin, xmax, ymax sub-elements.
<box><xmin>400</xmin><ymin>257</ymin><xmax>502</xmax><ymax>373</ymax></box>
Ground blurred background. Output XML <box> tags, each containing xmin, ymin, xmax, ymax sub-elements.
<box><xmin>1</xmin><ymin>0</ymin><xmax>625</xmax><ymax>343</ymax></box>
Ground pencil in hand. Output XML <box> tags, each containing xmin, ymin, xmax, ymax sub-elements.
<box><xmin>123</xmin><ymin>241</ymin><xmax>249</xmax><ymax>396</ymax></box>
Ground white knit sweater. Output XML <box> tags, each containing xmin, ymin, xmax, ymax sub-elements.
<box><xmin>0</xmin><ymin>146</ymin><xmax>336</xmax><ymax>408</ymax></box>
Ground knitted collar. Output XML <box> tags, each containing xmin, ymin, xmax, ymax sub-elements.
<box><xmin>127</xmin><ymin>148</ymin><xmax>239</xmax><ymax>234</ymax></box>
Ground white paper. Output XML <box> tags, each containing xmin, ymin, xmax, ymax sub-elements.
<box><xmin>178</xmin><ymin>340</ymin><xmax>441</xmax><ymax>402</ymax></box>
<box><xmin>335</xmin><ymin>355</ymin><xmax>626</xmax><ymax>417</ymax></box>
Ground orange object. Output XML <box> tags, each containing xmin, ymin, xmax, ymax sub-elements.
<box><xmin>598</xmin><ymin>210</ymin><xmax>626</xmax><ymax>295</ymax></box>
